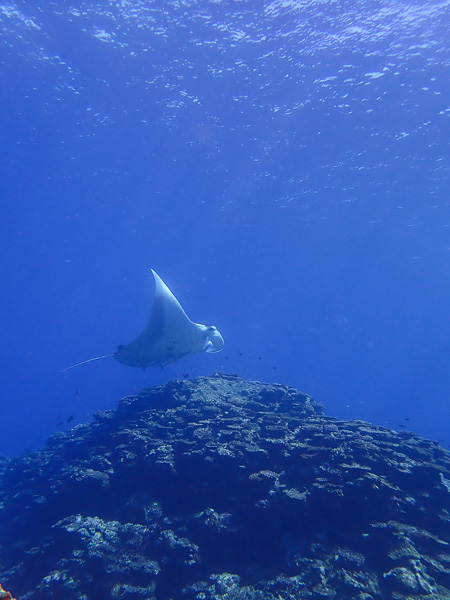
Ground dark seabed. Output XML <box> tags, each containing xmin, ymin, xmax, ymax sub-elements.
<box><xmin>1</xmin><ymin>375</ymin><xmax>449</xmax><ymax>599</ymax></box>
<box><xmin>0</xmin><ymin>1</ymin><xmax>449</xmax><ymax>598</ymax></box>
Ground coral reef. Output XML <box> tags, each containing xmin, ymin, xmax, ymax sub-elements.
<box><xmin>0</xmin><ymin>373</ymin><xmax>449</xmax><ymax>599</ymax></box>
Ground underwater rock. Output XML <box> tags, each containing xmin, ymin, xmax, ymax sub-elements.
<box><xmin>0</xmin><ymin>373</ymin><xmax>449</xmax><ymax>599</ymax></box>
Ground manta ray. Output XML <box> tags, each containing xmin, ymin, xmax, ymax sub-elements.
<box><xmin>61</xmin><ymin>269</ymin><xmax>224</xmax><ymax>372</ymax></box>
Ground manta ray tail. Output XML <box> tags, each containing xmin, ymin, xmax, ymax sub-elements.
<box><xmin>59</xmin><ymin>354</ymin><xmax>114</xmax><ymax>373</ymax></box>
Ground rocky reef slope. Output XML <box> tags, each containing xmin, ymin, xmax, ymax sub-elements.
<box><xmin>0</xmin><ymin>373</ymin><xmax>449</xmax><ymax>599</ymax></box>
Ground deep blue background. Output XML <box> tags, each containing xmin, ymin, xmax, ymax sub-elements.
<box><xmin>1</xmin><ymin>1</ymin><xmax>449</xmax><ymax>456</ymax></box>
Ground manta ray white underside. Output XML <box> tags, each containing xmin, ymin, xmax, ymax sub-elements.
<box><xmin>61</xmin><ymin>269</ymin><xmax>224</xmax><ymax>372</ymax></box>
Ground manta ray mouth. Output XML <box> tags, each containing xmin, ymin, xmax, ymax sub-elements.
<box><xmin>205</xmin><ymin>327</ymin><xmax>224</xmax><ymax>353</ymax></box>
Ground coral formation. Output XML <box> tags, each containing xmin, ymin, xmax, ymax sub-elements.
<box><xmin>0</xmin><ymin>374</ymin><xmax>449</xmax><ymax>599</ymax></box>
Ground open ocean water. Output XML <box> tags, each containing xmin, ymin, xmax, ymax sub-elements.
<box><xmin>0</xmin><ymin>0</ymin><xmax>449</xmax><ymax>459</ymax></box>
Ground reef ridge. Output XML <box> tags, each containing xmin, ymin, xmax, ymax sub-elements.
<box><xmin>0</xmin><ymin>373</ymin><xmax>449</xmax><ymax>599</ymax></box>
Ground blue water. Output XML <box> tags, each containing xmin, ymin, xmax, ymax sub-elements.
<box><xmin>0</xmin><ymin>0</ymin><xmax>449</xmax><ymax>457</ymax></box>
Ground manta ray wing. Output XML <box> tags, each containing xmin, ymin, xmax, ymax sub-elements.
<box><xmin>114</xmin><ymin>269</ymin><xmax>222</xmax><ymax>368</ymax></box>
